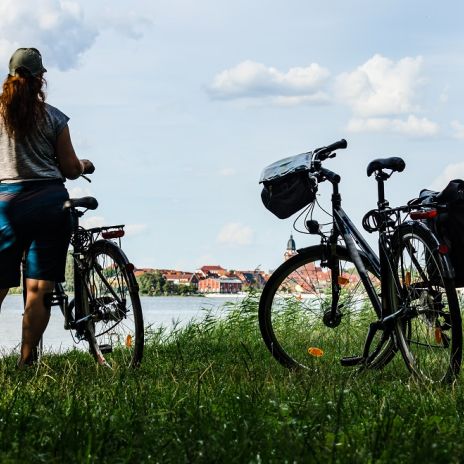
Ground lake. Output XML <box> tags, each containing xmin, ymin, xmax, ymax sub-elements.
<box><xmin>0</xmin><ymin>294</ymin><xmax>243</xmax><ymax>355</ymax></box>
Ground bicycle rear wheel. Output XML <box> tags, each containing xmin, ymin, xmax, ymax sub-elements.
<box><xmin>259</xmin><ymin>245</ymin><xmax>394</xmax><ymax>371</ymax></box>
<box><xmin>391</xmin><ymin>222</ymin><xmax>462</xmax><ymax>383</ymax></box>
<box><xmin>83</xmin><ymin>240</ymin><xmax>144</xmax><ymax>367</ymax></box>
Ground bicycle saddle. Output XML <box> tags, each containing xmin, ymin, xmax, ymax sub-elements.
<box><xmin>63</xmin><ymin>196</ymin><xmax>99</xmax><ymax>210</ymax></box>
<box><xmin>366</xmin><ymin>157</ymin><xmax>405</xmax><ymax>177</ymax></box>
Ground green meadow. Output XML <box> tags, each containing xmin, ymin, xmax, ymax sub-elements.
<box><xmin>0</xmin><ymin>292</ymin><xmax>463</xmax><ymax>463</ymax></box>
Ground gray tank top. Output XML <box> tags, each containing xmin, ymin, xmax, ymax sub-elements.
<box><xmin>0</xmin><ymin>103</ymin><xmax>69</xmax><ymax>182</ymax></box>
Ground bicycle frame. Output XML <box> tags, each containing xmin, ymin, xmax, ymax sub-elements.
<box><xmin>313</xmin><ymin>171</ymin><xmax>406</xmax><ymax>364</ymax></box>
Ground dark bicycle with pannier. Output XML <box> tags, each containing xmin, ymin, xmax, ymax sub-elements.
<box><xmin>259</xmin><ymin>139</ymin><xmax>463</xmax><ymax>383</ymax></box>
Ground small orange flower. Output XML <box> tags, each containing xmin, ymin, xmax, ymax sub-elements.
<box><xmin>308</xmin><ymin>347</ymin><xmax>324</xmax><ymax>357</ymax></box>
<box><xmin>125</xmin><ymin>334</ymin><xmax>133</xmax><ymax>348</ymax></box>
<box><xmin>338</xmin><ymin>276</ymin><xmax>349</xmax><ymax>286</ymax></box>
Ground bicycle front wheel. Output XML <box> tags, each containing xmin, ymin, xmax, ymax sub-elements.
<box><xmin>84</xmin><ymin>240</ymin><xmax>144</xmax><ymax>367</ymax></box>
<box><xmin>391</xmin><ymin>222</ymin><xmax>462</xmax><ymax>383</ymax></box>
<box><xmin>259</xmin><ymin>245</ymin><xmax>393</xmax><ymax>371</ymax></box>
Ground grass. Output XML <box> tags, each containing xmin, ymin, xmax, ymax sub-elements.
<box><xmin>0</xmin><ymin>292</ymin><xmax>463</xmax><ymax>463</ymax></box>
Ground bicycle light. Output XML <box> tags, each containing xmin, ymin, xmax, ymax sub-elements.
<box><xmin>102</xmin><ymin>229</ymin><xmax>125</xmax><ymax>239</ymax></box>
<box><xmin>410</xmin><ymin>209</ymin><xmax>438</xmax><ymax>220</ymax></box>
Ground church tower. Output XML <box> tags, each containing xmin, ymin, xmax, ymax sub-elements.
<box><xmin>284</xmin><ymin>234</ymin><xmax>297</xmax><ymax>261</ymax></box>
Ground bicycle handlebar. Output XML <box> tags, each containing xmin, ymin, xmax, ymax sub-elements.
<box><xmin>310</xmin><ymin>139</ymin><xmax>347</xmax><ymax>183</ymax></box>
<box><xmin>319</xmin><ymin>167</ymin><xmax>341</xmax><ymax>184</ymax></box>
<box><xmin>82</xmin><ymin>160</ymin><xmax>95</xmax><ymax>175</ymax></box>
<box><xmin>314</xmin><ymin>139</ymin><xmax>347</xmax><ymax>160</ymax></box>
<box><xmin>80</xmin><ymin>159</ymin><xmax>95</xmax><ymax>182</ymax></box>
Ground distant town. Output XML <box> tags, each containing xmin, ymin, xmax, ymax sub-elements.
<box><xmin>134</xmin><ymin>234</ymin><xmax>299</xmax><ymax>295</ymax></box>
<box><xmin>134</xmin><ymin>265</ymin><xmax>269</xmax><ymax>295</ymax></box>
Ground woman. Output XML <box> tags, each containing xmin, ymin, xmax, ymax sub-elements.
<box><xmin>0</xmin><ymin>47</ymin><xmax>94</xmax><ymax>366</ymax></box>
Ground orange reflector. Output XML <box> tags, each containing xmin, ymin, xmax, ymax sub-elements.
<box><xmin>405</xmin><ymin>271</ymin><xmax>411</xmax><ymax>287</ymax></box>
<box><xmin>125</xmin><ymin>334</ymin><xmax>133</xmax><ymax>348</ymax></box>
<box><xmin>435</xmin><ymin>328</ymin><xmax>442</xmax><ymax>344</ymax></box>
<box><xmin>410</xmin><ymin>209</ymin><xmax>438</xmax><ymax>220</ymax></box>
<box><xmin>308</xmin><ymin>347</ymin><xmax>324</xmax><ymax>357</ymax></box>
<box><xmin>338</xmin><ymin>276</ymin><xmax>349</xmax><ymax>286</ymax></box>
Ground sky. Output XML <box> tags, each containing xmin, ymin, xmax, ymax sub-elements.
<box><xmin>1</xmin><ymin>0</ymin><xmax>464</xmax><ymax>273</ymax></box>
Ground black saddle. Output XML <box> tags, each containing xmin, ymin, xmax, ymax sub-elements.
<box><xmin>63</xmin><ymin>196</ymin><xmax>98</xmax><ymax>210</ymax></box>
<box><xmin>366</xmin><ymin>157</ymin><xmax>405</xmax><ymax>177</ymax></box>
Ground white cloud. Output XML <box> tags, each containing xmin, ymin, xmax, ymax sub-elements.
<box><xmin>80</xmin><ymin>215</ymin><xmax>106</xmax><ymax>229</ymax></box>
<box><xmin>124</xmin><ymin>224</ymin><xmax>148</xmax><ymax>237</ymax></box>
<box><xmin>0</xmin><ymin>0</ymin><xmax>151</xmax><ymax>72</ymax></box>
<box><xmin>217</xmin><ymin>223</ymin><xmax>253</xmax><ymax>246</ymax></box>
<box><xmin>0</xmin><ymin>0</ymin><xmax>97</xmax><ymax>71</ymax></box>
<box><xmin>79</xmin><ymin>216</ymin><xmax>147</xmax><ymax>237</ymax></box>
<box><xmin>347</xmin><ymin>115</ymin><xmax>439</xmax><ymax>137</ymax></box>
<box><xmin>430</xmin><ymin>163</ymin><xmax>464</xmax><ymax>191</ymax></box>
<box><xmin>208</xmin><ymin>60</ymin><xmax>330</xmax><ymax>104</ymax></box>
<box><xmin>67</xmin><ymin>186</ymin><xmax>93</xmax><ymax>198</ymax></box>
<box><xmin>96</xmin><ymin>7</ymin><xmax>152</xmax><ymax>40</ymax></box>
<box><xmin>451</xmin><ymin>120</ymin><xmax>464</xmax><ymax>139</ymax></box>
<box><xmin>336</xmin><ymin>54</ymin><xmax>423</xmax><ymax>117</ymax></box>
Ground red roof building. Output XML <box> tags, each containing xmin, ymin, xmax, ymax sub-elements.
<box><xmin>198</xmin><ymin>276</ymin><xmax>243</xmax><ymax>294</ymax></box>
<box><xmin>197</xmin><ymin>265</ymin><xmax>228</xmax><ymax>278</ymax></box>
<box><xmin>163</xmin><ymin>271</ymin><xmax>199</xmax><ymax>288</ymax></box>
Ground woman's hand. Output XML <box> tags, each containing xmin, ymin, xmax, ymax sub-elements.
<box><xmin>80</xmin><ymin>159</ymin><xmax>95</xmax><ymax>175</ymax></box>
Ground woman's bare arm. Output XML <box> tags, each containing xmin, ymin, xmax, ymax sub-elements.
<box><xmin>55</xmin><ymin>125</ymin><xmax>93</xmax><ymax>179</ymax></box>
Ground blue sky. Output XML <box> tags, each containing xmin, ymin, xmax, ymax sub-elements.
<box><xmin>1</xmin><ymin>0</ymin><xmax>464</xmax><ymax>272</ymax></box>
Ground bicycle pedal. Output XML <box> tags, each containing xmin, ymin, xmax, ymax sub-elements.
<box><xmin>340</xmin><ymin>356</ymin><xmax>365</xmax><ymax>366</ymax></box>
<box><xmin>99</xmin><ymin>344</ymin><xmax>113</xmax><ymax>354</ymax></box>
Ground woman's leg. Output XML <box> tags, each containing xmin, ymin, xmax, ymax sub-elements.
<box><xmin>19</xmin><ymin>278</ymin><xmax>54</xmax><ymax>366</ymax></box>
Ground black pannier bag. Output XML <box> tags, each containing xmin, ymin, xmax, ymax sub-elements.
<box><xmin>419</xmin><ymin>179</ymin><xmax>464</xmax><ymax>287</ymax></box>
<box><xmin>259</xmin><ymin>152</ymin><xmax>318</xmax><ymax>219</ymax></box>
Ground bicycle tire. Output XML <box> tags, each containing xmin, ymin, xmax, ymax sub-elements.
<box><xmin>83</xmin><ymin>240</ymin><xmax>144</xmax><ymax>367</ymax></box>
<box><xmin>390</xmin><ymin>222</ymin><xmax>462</xmax><ymax>383</ymax></box>
<box><xmin>259</xmin><ymin>245</ymin><xmax>395</xmax><ymax>371</ymax></box>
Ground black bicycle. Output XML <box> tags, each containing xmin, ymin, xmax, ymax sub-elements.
<box><xmin>259</xmin><ymin>139</ymin><xmax>462</xmax><ymax>383</ymax></box>
<box><xmin>26</xmin><ymin>195</ymin><xmax>144</xmax><ymax>368</ymax></box>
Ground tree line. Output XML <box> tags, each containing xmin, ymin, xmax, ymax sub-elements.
<box><xmin>136</xmin><ymin>271</ymin><xmax>197</xmax><ymax>296</ymax></box>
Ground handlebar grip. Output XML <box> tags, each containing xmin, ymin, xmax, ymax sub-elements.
<box><xmin>82</xmin><ymin>162</ymin><xmax>95</xmax><ymax>175</ymax></box>
<box><xmin>314</xmin><ymin>139</ymin><xmax>347</xmax><ymax>159</ymax></box>
<box><xmin>325</xmin><ymin>139</ymin><xmax>347</xmax><ymax>152</ymax></box>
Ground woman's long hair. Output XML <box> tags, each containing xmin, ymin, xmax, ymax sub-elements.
<box><xmin>0</xmin><ymin>70</ymin><xmax>46</xmax><ymax>139</ymax></box>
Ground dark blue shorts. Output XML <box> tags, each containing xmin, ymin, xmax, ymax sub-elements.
<box><xmin>0</xmin><ymin>180</ymin><xmax>72</xmax><ymax>288</ymax></box>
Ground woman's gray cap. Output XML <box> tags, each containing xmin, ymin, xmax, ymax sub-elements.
<box><xmin>8</xmin><ymin>48</ymin><xmax>47</xmax><ymax>77</ymax></box>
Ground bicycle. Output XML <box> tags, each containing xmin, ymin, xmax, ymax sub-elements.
<box><xmin>258</xmin><ymin>139</ymin><xmax>462</xmax><ymax>383</ymax></box>
<box><xmin>24</xmin><ymin>194</ymin><xmax>144</xmax><ymax>368</ymax></box>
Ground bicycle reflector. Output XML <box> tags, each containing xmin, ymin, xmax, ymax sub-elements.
<box><xmin>102</xmin><ymin>229</ymin><xmax>125</xmax><ymax>239</ymax></box>
<box><xmin>410</xmin><ymin>209</ymin><xmax>438</xmax><ymax>220</ymax></box>
<box><xmin>438</xmin><ymin>244</ymin><xmax>449</xmax><ymax>254</ymax></box>
<box><xmin>307</xmin><ymin>347</ymin><xmax>324</xmax><ymax>357</ymax></box>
